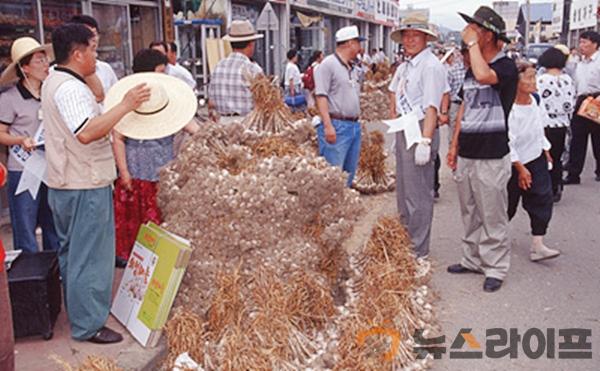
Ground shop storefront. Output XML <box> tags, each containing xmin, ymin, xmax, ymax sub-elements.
<box><xmin>0</xmin><ymin>0</ymin><xmax>163</xmax><ymax>78</ymax></box>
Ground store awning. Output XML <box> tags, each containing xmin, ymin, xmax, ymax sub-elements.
<box><xmin>296</xmin><ymin>11</ymin><xmax>322</xmax><ymax>28</ymax></box>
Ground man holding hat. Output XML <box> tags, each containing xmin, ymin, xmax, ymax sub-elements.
<box><xmin>314</xmin><ymin>25</ymin><xmax>365</xmax><ymax>187</ymax></box>
<box><xmin>208</xmin><ymin>19</ymin><xmax>263</xmax><ymax>119</ymax></box>
<box><xmin>446</xmin><ymin>6</ymin><xmax>518</xmax><ymax>293</ymax></box>
<box><xmin>387</xmin><ymin>14</ymin><xmax>447</xmax><ymax>259</ymax></box>
<box><xmin>42</xmin><ymin>23</ymin><xmax>151</xmax><ymax>343</ymax></box>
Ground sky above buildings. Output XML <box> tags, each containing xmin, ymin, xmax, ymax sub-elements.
<box><xmin>401</xmin><ymin>0</ymin><xmax>551</xmax><ymax>31</ymax></box>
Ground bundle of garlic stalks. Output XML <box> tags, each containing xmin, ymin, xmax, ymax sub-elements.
<box><xmin>352</xmin><ymin>129</ymin><xmax>395</xmax><ymax>194</ymax></box>
<box><xmin>360</xmin><ymin>62</ymin><xmax>393</xmax><ymax>123</ymax></box>
<box><xmin>50</xmin><ymin>354</ymin><xmax>123</xmax><ymax>371</ymax></box>
<box><xmin>241</xmin><ymin>73</ymin><xmax>297</xmax><ymax>134</ymax></box>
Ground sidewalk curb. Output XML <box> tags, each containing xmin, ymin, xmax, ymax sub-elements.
<box><xmin>118</xmin><ymin>339</ymin><xmax>167</xmax><ymax>370</ymax></box>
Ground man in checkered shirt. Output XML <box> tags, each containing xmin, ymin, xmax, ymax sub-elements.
<box><xmin>208</xmin><ymin>20</ymin><xmax>263</xmax><ymax>117</ymax></box>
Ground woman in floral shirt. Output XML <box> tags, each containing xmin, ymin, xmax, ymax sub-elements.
<box><xmin>536</xmin><ymin>48</ymin><xmax>576</xmax><ymax>202</ymax></box>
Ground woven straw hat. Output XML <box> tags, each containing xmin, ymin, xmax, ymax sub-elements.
<box><xmin>391</xmin><ymin>14</ymin><xmax>438</xmax><ymax>43</ymax></box>
<box><xmin>104</xmin><ymin>72</ymin><xmax>197</xmax><ymax>140</ymax></box>
<box><xmin>223</xmin><ymin>20</ymin><xmax>264</xmax><ymax>42</ymax></box>
<box><xmin>0</xmin><ymin>37</ymin><xmax>53</xmax><ymax>86</ymax></box>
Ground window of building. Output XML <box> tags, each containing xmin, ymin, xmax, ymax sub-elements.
<box><xmin>0</xmin><ymin>1</ymin><xmax>40</xmax><ymax>70</ymax></box>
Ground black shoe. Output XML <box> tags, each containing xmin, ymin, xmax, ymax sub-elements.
<box><xmin>483</xmin><ymin>277</ymin><xmax>503</xmax><ymax>292</ymax></box>
<box><xmin>434</xmin><ymin>190</ymin><xmax>440</xmax><ymax>199</ymax></box>
<box><xmin>595</xmin><ymin>175</ymin><xmax>600</xmax><ymax>182</ymax></box>
<box><xmin>553</xmin><ymin>191</ymin><xmax>562</xmax><ymax>203</ymax></box>
<box><xmin>115</xmin><ymin>256</ymin><xmax>128</xmax><ymax>268</ymax></box>
<box><xmin>447</xmin><ymin>264</ymin><xmax>483</xmax><ymax>274</ymax></box>
<box><xmin>87</xmin><ymin>326</ymin><xmax>123</xmax><ymax>344</ymax></box>
<box><xmin>563</xmin><ymin>176</ymin><xmax>580</xmax><ymax>185</ymax></box>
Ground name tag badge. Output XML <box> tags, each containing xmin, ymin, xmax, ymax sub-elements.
<box><xmin>396</xmin><ymin>95</ymin><xmax>414</xmax><ymax>117</ymax></box>
<box><xmin>10</xmin><ymin>145</ymin><xmax>32</xmax><ymax>165</ymax></box>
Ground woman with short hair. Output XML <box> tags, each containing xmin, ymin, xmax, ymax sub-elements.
<box><xmin>536</xmin><ymin>47</ymin><xmax>575</xmax><ymax>202</ymax></box>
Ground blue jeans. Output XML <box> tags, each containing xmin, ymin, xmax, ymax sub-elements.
<box><xmin>317</xmin><ymin>120</ymin><xmax>362</xmax><ymax>187</ymax></box>
<box><xmin>7</xmin><ymin>171</ymin><xmax>59</xmax><ymax>253</ymax></box>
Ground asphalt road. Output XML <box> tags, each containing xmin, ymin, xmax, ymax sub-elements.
<box><xmin>428</xmin><ymin>126</ymin><xmax>600</xmax><ymax>370</ymax></box>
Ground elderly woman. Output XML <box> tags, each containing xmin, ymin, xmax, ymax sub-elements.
<box><xmin>0</xmin><ymin>37</ymin><xmax>59</xmax><ymax>253</ymax></box>
<box><xmin>112</xmin><ymin>49</ymin><xmax>199</xmax><ymax>266</ymax></box>
<box><xmin>507</xmin><ymin>61</ymin><xmax>559</xmax><ymax>262</ymax></box>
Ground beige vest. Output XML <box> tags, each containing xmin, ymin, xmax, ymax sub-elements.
<box><xmin>42</xmin><ymin>70</ymin><xmax>116</xmax><ymax>189</ymax></box>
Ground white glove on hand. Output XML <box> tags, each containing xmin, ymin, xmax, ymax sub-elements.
<box><xmin>414</xmin><ymin>138</ymin><xmax>432</xmax><ymax>166</ymax></box>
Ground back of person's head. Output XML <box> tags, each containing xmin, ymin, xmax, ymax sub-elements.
<box><xmin>70</xmin><ymin>15</ymin><xmax>99</xmax><ymax>32</ymax></box>
<box><xmin>538</xmin><ymin>47</ymin><xmax>567</xmax><ymax>70</ymax></box>
<box><xmin>132</xmin><ymin>48</ymin><xmax>168</xmax><ymax>73</ymax></box>
<box><xmin>287</xmin><ymin>49</ymin><xmax>297</xmax><ymax>60</ymax></box>
<box><xmin>149</xmin><ymin>41</ymin><xmax>168</xmax><ymax>54</ymax></box>
<box><xmin>168</xmin><ymin>42</ymin><xmax>177</xmax><ymax>54</ymax></box>
<box><xmin>309</xmin><ymin>50</ymin><xmax>322</xmax><ymax>65</ymax></box>
<box><xmin>371</xmin><ymin>48</ymin><xmax>377</xmax><ymax>54</ymax></box>
<box><xmin>580</xmin><ymin>31</ymin><xmax>600</xmax><ymax>46</ymax></box>
<box><xmin>52</xmin><ymin>23</ymin><xmax>95</xmax><ymax>65</ymax></box>
<box><xmin>379</xmin><ymin>48</ymin><xmax>383</xmax><ymax>52</ymax></box>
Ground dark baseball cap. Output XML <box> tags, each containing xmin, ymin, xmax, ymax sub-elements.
<box><xmin>458</xmin><ymin>6</ymin><xmax>510</xmax><ymax>43</ymax></box>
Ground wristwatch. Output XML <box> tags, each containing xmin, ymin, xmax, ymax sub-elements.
<box><xmin>467</xmin><ymin>40</ymin><xmax>477</xmax><ymax>49</ymax></box>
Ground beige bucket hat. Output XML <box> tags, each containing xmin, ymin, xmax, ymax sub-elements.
<box><xmin>104</xmin><ymin>72</ymin><xmax>198</xmax><ymax>140</ymax></box>
<box><xmin>223</xmin><ymin>20</ymin><xmax>264</xmax><ymax>42</ymax></box>
<box><xmin>391</xmin><ymin>13</ymin><xmax>438</xmax><ymax>43</ymax></box>
<box><xmin>0</xmin><ymin>37</ymin><xmax>54</xmax><ymax>86</ymax></box>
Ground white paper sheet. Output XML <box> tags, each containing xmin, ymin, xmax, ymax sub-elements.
<box><xmin>382</xmin><ymin>111</ymin><xmax>423</xmax><ymax>150</ymax></box>
<box><xmin>15</xmin><ymin>150</ymin><xmax>48</xmax><ymax>199</ymax></box>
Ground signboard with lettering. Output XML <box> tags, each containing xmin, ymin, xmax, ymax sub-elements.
<box><xmin>569</xmin><ymin>0</ymin><xmax>598</xmax><ymax>30</ymax></box>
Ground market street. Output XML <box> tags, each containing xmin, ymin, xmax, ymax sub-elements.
<box><xmin>429</xmin><ymin>126</ymin><xmax>600</xmax><ymax>370</ymax></box>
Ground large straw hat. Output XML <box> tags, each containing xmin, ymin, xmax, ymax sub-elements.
<box><xmin>223</xmin><ymin>20</ymin><xmax>264</xmax><ymax>43</ymax></box>
<box><xmin>104</xmin><ymin>73</ymin><xmax>198</xmax><ymax>140</ymax></box>
<box><xmin>391</xmin><ymin>13</ymin><xmax>438</xmax><ymax>43</ymax></box>
<box><xmin>0</xmin><ymin>37</ymin><xmax>53</xmax><ymax>86</ymax></box>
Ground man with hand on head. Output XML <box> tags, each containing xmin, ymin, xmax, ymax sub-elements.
<box><xmin>42</xmin><ymin>23</ymin><xmax>150</xmax><ymax>343</ymax></box>
<box><xmin>446</xmin><ymin>6</ymin><xmax>518</xmax><ymax>293</ymax></box>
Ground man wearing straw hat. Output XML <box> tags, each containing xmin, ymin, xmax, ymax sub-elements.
<box><xmin>387</xmin><ymin>14</ymin><xmax>447</xmax><ymax>259</ymax></box>
<box><xmin>446</xmin><ymin>6</ymin><xmax>518</xmax><ymax>293</ymax></box>
<box><xmin>208</xmin><ymin>19</ymin><xmax>263</xmax><ymax>120</ymax></box>
<box><xmin>314</xmin><ymin>25</ymin><xmax>366</xmax><ymax>187</ymax></box>
<box><xmin>42</xmin><ymin>23</ymin><xmax>151</xmax><ymax>343</ymax></box>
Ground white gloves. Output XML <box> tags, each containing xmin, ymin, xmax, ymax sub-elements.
<box><xmin>414</xmin><ymin>138</ymin><xmax>432</xmax><ymax>166</ymax></box>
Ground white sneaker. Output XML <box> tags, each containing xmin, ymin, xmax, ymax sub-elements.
<box><xmin>530</xmin><ymin>246</ymin><xmax>560</xmax><ymax>262</ymax></box>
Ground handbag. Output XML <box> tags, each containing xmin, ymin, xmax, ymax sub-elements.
<box><xmin>284</xmin><ymin>94</ymin><xmax>307</xmax><ymax>107</ymax></box>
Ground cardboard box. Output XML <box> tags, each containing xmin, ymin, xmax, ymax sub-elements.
<box><xmin>111</xmin><ymin>223</ymin><xmax>191</xmax><ymax>347</ymax></box>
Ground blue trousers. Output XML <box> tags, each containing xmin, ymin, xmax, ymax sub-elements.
<box><xmin>317</xmin><ymin>119</ymin><xmax>362</xmax><ymax>187</ymax></box>
<box><xmin>48</xmin><ymin>186</ymin><xmax>115</xmax><ymax>340</ymax></box>
<box><xmin>7</xmin><ymin>171</ymin><xmax>59</xmax><ymax>253</ymax></box>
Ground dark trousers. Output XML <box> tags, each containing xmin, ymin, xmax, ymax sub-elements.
<box><xmin>508</xmin><ymin>155</ymin><xmax>553</xmax><ymax>236</ymax></box>
<box><xmin>545</xmin><ymin>127</ymin><xmax>567</xmax><ymax>194</ymax></box>
<box><xmin>567</xmin><ymin>96</ymin><xmax>600</xmax><ymax>179</ymax></box>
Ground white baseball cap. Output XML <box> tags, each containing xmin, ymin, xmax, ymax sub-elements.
<box><xmin>335</xmin><ymin>26</ymin><xmax>366</xmax><ymax>43</ymax></box>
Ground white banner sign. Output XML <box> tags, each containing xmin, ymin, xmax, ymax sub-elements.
<box><xmin>570</xmin><ymin>0</ymin><xmax>598</xmax><ymax>31</ymax></box>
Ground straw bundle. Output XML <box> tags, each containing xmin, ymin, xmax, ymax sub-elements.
<box><xmin>50</xmin><ymin>354</ymin><xmax>123</xmax><ymax>371</ymax></box>
<box><xmin>241</xmin><ymin>74</ymin><xmax>297</xmax><ymax>134</ymax></box>
<box><xmin>353</xmin><ymin>129</ymin><xmax>395</xmax><ymax>194</ymax></box>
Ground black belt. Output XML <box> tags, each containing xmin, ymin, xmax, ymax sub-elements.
<box><xmin>329</xmin><ymin>113</ymin><xmax>359</xmax><ymax>121</ymax></box>
<box><xmin>221</xmin><ymin>113</ymin><xmax>240</xmax><ymax>117</ymax></box>
<box><xmin>451</xmin><ymin>100</ymin><xmax>462</xmax><ymax>104</ymax></box>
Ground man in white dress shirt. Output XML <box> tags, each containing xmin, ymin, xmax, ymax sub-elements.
<box><xmin>166</xmin><ymin>42</ymin><xmax>196</xmax><ymax>89</ymax></box>
<box><xmin>388</xmin><ymin>14</ymin><xmax>447</xmax><ymax>259</ymax></box>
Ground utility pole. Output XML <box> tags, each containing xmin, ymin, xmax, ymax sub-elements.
<box><xmin>524</xmin><ymin>0</ymin><xmax>530</xmax><ymax>45</ymax></box>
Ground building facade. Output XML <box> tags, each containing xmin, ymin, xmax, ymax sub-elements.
<box><xmin>0</xmin><ymin>0</ymin><xmax>164</xmax><ymax>78</ymax></box>
<box><xmin>568</xmin><ymin>0</ymin><xmax>599</xmax><ymax>46</ymax></box>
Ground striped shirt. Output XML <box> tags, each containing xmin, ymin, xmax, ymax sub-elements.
<box><xmin>208</xmin><ymin>52</ymin><xmax>263</xmax><ymax>116</ymax></box>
